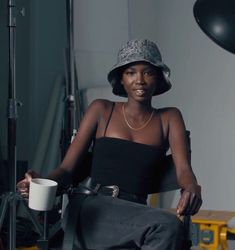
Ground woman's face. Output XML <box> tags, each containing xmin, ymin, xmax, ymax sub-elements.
<box><xmin>121</xmin><ymin>62</ymin><xmax>160</xmax><ymax>100</ymax></box>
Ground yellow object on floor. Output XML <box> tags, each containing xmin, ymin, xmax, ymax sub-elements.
<box><xmin>192</xmin><ymin>210</ymin><xmax>235</xmax><ymax>250</ymax></box>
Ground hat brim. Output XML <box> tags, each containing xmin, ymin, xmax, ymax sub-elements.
<box><xmin>107</xmin><ymin>59</ymin><xmax>172</xmax><ymax>97</ymax></box>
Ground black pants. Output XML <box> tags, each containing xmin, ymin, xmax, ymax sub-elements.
<box><xmin>73</xmin><ymin>194</ymin><xmax>185</xmax><ymax>250</ymax></box>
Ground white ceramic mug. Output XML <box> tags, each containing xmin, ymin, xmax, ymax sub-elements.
<box><xmin>28</xmin><ymin>178</ymin><xmax>58</xmax><ymax>211</ymax></box>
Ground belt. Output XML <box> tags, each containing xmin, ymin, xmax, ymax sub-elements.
<box><xmin>70</xmin><ymin>177</ymin><xmax>147</xmax><ymax>205</ymax></box>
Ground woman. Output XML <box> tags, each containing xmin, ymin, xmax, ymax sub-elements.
<box><xmin>17</xmin><ymin>39</ymin><xmax>202</xmax><ymax>250</ymax></box>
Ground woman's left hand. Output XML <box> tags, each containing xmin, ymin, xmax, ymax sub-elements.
<box><xmin>176</xmin><ymin>185</ymin><xmax>202</xmax><ymax>216</ymax></box>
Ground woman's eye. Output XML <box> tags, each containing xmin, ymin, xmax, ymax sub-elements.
<box><xmin>125</xmin><ymin>71</ymin><xmax>135</xmax><ymax>76</ymax></box>
<box><xmin>144</xmin><ymin>70</ymin><xmax>155</xmax><ymax>76</ymax></box>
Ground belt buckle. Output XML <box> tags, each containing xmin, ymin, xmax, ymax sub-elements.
<box><xmin>105</xmin><ymin>185</ymin><xmax>119</xmax><ymax>198</ymax></box>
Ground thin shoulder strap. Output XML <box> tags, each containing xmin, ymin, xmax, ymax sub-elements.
<box><xmin>158</xmin><ymin>110</ymin><xmax>167</xmax><ymax>146</ymax></box>
<box><xmin>103</xmin><ymin>102</ymin><xmax>115</xmax><ymax>137</ymax></box>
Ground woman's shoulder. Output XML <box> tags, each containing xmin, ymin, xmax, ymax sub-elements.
<box><xmin>158</xmin><ymin>106</ymin><xmax>182</xmax><ymax>116</ymax></box>
<box><xmin>88</xmin><ymin>99</ymin><xmax>116</xmax><ymax>109</ymax></box>
<box><xmin>157</xmin><ymin>107</ymin><xmax>185</xmax><ymax>136</ymax></box>
<box><xmin>87</xmin><ymin>99</ymin><xmax>120</xmax><ymax>114</ymax></box>
<box><xmin>157</xmin><ymin>106</ymin><xmax>184</xmax><ymax>123</ymax></box>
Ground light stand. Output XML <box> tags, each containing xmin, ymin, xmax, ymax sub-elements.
<box><xmin>0</xmin><ymin>1</ymin><xmax>20</xmax><ymax>249</ymax></box>
<box><xmin>60</xmin><ymin>0</ymin><xmax>78</xmax><ymax>158</ymax></box>
<box><xmin>66</xmin><ymin>0</ymin><xmax>76</xmax><ymax>138</ymax></box>
<box><xmin>36</xmin><ymin>211</ymin><xmax>49</xmax><ymax>250</ymax></box>
<box><xmin>64</xmin><ymin>0</ymin><xmax>82</xmax><ymax>148</ymax></box>
<box><xmin>0</xmin><ymin>3</ymin><xmax>49</xmax><ymax>249</ymax></box>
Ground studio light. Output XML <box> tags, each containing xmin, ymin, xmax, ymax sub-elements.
<box><xmin>193</xmin><ymin>0</ymin><xmax>235</xmax><ymax>54</ymax></box>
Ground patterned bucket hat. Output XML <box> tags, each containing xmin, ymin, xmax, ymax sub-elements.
<box><xmin>107</xmin><ymin>39</ymin><xmax>172</xmax><ymax>97</ymax></box>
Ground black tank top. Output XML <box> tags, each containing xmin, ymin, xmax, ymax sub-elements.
<box><xmin>90</xmin><ymin>103</ymin><xmax>167</xmax><ymax>195</ymax></box>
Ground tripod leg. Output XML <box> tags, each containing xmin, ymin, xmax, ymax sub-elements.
<box><xmin>9</xmin><ymin>194</ymin><xmax>17</xmax><ymax>250</ymax></box>
<box><xmin>0</xmin><ymin>194</ymin><xmax>10</xmax><ymax>230</ymax></box>
<box><xmin>20</xmin><ymin>199</ymin><xmax>44</xmax><ymax>236</ymax></box>
<box><xmin>37</xmin><ymin>211</ymin><xmax>49</xmax><ymax>250</ymax></box>
<box><xmin>0</xmin><ymin>193</ymin><xmax>17</xmax><ymax>250</ymax></box>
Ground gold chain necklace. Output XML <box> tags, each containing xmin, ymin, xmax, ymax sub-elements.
<box><xmin>122</xmin><ymin>104</ymin><xmax>155</xmax><ymax>131</ymax></box>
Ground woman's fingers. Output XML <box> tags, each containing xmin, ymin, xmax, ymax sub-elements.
<box><xmin>177</xmin><ymin>191</ymin><xmax>190</xmax><ymax>215</ymax></box>
<box><xmin>188</xmin><ymin>192</ymin><xmax>202</xmax><ymax>215</ymax></box>
<box><xmin>17</xmin><ymin>172</ymin><xmax>33</xmax><ymax>198</ymax></box>
<box><xmin>191</xmin><ymin>196</ymin><xmax>202</xmax><ymax>215</ymax></box>
<box><xmin>177</xmin><ymin>190</ymin><xmax>202</xmax><ymax>216</ymax></box>
<box><xmin>17</xmin><ymin>180</ymin><xmax>30</xmax><ymax>198</ymax></box>
<box><xmin>25</xmin><ymin>172</ymin><xmax>32</xmax><ymax>182</ymax></box>
<box><xmin>17</xmin><ymin>170</ymin><xmax>41</xmax><ymax>198</ymax></box>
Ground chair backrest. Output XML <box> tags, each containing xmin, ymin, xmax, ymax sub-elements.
<box><xmin>149</xmin><ymin>130</ymin><xmax>192</xmax><ymax>250</ymax></box>
<box><xmin>152</xmin><ymin>130</ymin><xmax>191</xmax><ymax>194</ymax></box>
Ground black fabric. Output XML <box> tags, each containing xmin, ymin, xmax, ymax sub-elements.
<box><xmin>62</xmin><ymin>179</ymin><xmax>186</xmax><ymax>250</ymax></box>
<box><xmin>62</xmin><ymin>193</ymin><xmax>89</xmax><ymax>250</ymax></box>
<box><xmin>72</xmin><ymin>151</ymin><xmax>93</xmax><ymax>186</ymax></box>
<box><xmin>78</xmin><ymin>195</ymin><xmax>185</xmax><ymax>250</ymax></box>
<box><xmin>153</xmin><ymin>154</ymin><xmax>180</xmax><ymax>192</ymax></box>
<box><xmin>91</xmin><ymin>137</ymin><xmax>169</xmax><ymax>195</ymax></box>
<box><xmin>62</xmin><ymin>177</ymin><xmax>147</xmax><ymax>250</ymax></box>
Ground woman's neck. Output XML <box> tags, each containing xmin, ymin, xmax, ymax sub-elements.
<box><xmin>124</xmin><ymin>100</ymin><xmax>153</xmax><ymax>115</ymax></box>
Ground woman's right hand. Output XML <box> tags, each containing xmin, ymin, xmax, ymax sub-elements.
<box><xmin>17</xmin><ymin>169</ymin><xmax>41</xmax><ymax>199</ymax></box>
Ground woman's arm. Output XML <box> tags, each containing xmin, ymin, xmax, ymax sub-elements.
<box><xmin>47</xmin><ymin>99</ymin><xmax>107</xmax><ymax>184</ymax></box>
<box><xmin>167</xmin><ymin>107</ymin><xmax>202</xmax><ymax>215</ymax></box>
<box><xmin>17</xmin><ymin>99</ymin><xmax>107</xmax><ymax>196</ymax></box>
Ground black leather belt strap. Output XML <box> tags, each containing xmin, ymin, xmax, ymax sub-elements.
<box><xmin>72</xmin><ymin>177</ymin><xmax>147</xmax><ymax>204</ymax></box>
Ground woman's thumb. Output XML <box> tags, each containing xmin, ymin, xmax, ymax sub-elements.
<box><xmin>25</xmin><ymin>172</ymin><xmax>32</xmax><ymax>182</ymax></box>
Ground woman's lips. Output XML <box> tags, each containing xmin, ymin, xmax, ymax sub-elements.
<box><xmin>135</xmin><ymin>89</ymin><xmax>145</xmax><ymax>96</ymax></box>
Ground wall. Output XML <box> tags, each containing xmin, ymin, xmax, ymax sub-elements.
<box><xmin>28</xmin><ymin>0</ymin><xmax>67</xmax><ymax>167</ymax></box>
<box><xmin>73</xmin><ymin>0</ymin><xmax>129</xmax><ymax>89</ymax></box>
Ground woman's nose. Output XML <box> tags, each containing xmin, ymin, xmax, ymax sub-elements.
<box><xmin>136</xmin><ymin>73</ymin><xmax>145</xmax><ymax>84</ymax></box>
